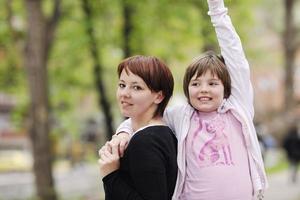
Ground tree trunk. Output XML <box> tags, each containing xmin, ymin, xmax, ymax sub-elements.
<box><xmin>81</xmin><ymin>0</ymin><xmax>115</xmax><ymax>140</ymax></box>
<box><xmin>122</xmin><ymin>0</ymin><xmax>134</xmax><ymax>57</ymax></box>
<box><xmin>283</xmin><ymin>0</ymin><xmax>296</xmax><ymax>111</ymax></box>
<box><xmin>24</xmin><ymin>0</ymin><xmax>60</xmax><ymax>199</ymax></box>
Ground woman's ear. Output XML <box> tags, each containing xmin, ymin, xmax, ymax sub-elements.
<box><xmin>154</xmin><ymin>91</ymin><xmax>165</xmax><ymax>104</ymax></box>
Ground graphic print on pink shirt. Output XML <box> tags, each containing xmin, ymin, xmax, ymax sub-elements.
<box><xmin>192</xmin><ymin>113</ymin><xmax>234</xmax><ymax>167</ymax></box>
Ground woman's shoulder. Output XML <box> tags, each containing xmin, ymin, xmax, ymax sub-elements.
<box><xmin>127</xmin><ymin>126</ymin><xmax>177</xmax><ymax>157</ymax></box>
<box><xmin>136</xmin><ymin>125</ymin><xmax>173</xmax><ymax>137</ymax></box>
<box><xmin>132</xmin><ymin>125</ymin><xmax>176</xmax><ymax>144</ymax></box>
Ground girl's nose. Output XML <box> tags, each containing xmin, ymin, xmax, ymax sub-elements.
<box><xmin>200</xmin><ymin>85</ymin><xmax>208</xmax><ymax>93</ymax></box>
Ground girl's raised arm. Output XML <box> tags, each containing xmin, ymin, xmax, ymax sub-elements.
<box><xmin>207</xmin><ymin>0</ymin><xmax>254</xmax><ymax>118</ymax></box>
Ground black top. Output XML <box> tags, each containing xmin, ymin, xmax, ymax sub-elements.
<box><xmin>102</xmin><ymin>125</ymin><xmax>178</xmax><ymax>200</ymax></box>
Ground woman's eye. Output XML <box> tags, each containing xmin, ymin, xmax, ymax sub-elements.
<box><xmin>133</xmin><ymin>85</ymin><xmax>142</xmax><ymax>90</ymax></box>
<box><xmin>118</xmin><ymin>83</ymin><xmax>126</xmax><ymax>88</ymax></box>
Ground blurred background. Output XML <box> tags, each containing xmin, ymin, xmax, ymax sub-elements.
<box><xmin>0</xmin><ymin>0</ymin><xmax>300</xmax><ymax>199</ymax></box>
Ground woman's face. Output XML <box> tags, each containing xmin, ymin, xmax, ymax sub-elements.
<box><xmin>116</xmin><ymin>69</ymin><xmax>161</xmax><ymax>119</ymax></box>
<box><xmin>188</xmin><ymin>70</ymin><xmax>224</xmax><ymax>112</ymax></box>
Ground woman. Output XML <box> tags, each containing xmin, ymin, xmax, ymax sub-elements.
<box><xmin>98</xmin><ymin>55</ymin><xmax>177</xmax><ymax>200</ymax></box>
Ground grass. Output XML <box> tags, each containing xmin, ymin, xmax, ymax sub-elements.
<box><xmin>265</xmin><ymin>149</ymin><xmax>289</xmax><ymax>175</ymax></box>
<box><xmin>266</xmin><ymin>159</ymin><xmax>289</xmax><ymax>174</ymax></box>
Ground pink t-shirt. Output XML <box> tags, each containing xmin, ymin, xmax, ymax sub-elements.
<box><xmin>180</xmin><ymin>111</ymin><xmax>252</xmax><ymax>200</ymax></box>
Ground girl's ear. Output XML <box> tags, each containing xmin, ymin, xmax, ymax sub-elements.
<box><xmin>154</xmin><ymin>91</ymin><xmax>165</xmax><ymax>104</ymax></box>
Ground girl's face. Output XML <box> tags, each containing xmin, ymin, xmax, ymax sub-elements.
<box><xmin>116</xmin><ymin>69</ymin><xmax>162</xmax><ymax>119</ymax></box>
<box><xmin>188</xmin><ymin>70</ymin><xmax>224</xmax><ymax>112</ymax></box>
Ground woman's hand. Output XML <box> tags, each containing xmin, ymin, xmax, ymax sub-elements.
<box><xmin>98</xmin><ymin>142</ymin><xmax>120</xmax><ymax>178</ymax></box>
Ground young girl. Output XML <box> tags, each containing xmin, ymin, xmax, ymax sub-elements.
<box><xmin>98</xmin><ymin>55</ymin><xmax>178</xmax><ymax>200</ymax></box>
<box><xmin>111</xmin><ymin>0</ymin><xmax>268</xmax><ymax>199</ymax></box>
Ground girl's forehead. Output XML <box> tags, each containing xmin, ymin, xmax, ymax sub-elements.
<box><xmin>193</xmin><ymin>69</ymin><xmax>220</xmax><ymax>79</ymax></box>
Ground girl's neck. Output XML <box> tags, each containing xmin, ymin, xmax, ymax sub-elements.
<box><xmin>196</xmin><ymin>110</ymin><xmax>218</xmax><ymax>120</ymax></box>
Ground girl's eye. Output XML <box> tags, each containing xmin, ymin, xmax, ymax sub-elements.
<box><xmin>209</xmin><ymin>82</ymin><xmax>218</xmax><ymax>86</ymax></box>
<box><xmin>191</xmin><ymin>82</ymin><xmax>200</xmax><ymax>87</ymax></box>
<box><xmin>118</xmin><ymin>83</ymin><xmax>126</xmax><ymax>88</ymax></box>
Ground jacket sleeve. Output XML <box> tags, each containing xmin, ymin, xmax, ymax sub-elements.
<box><xmin>103</xmin><ymin>134</ymin><xmax>172</xmax><ymax>200</ymax></box>
<box><xmin>115</xmin><ymin>118</ymin><xmax>133</xmax><ymax>135</ymax></box>
<box><xmin>116</xmin><ymin>105</ymin><xmax>185</xmax><ymax>138</ymax></box>
<box><xmin>207</xmin><ymin>0</ymin><xmax>254</xmax><ymax>118</ymax></box>
<box><xmin>102</xmin><ymin>170</ymin><xmax>136</xmax><ymax>199</ymax></box>
<box><xmin>163</xmin><ymin>105</ymin><xmax>186</xmax><ymax>137</ymax></box>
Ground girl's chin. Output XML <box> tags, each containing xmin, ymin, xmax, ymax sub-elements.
<box><xmin>194</xmin><ymin>106</ymin><xmax>217</xmax><ymax>113</ymax></box>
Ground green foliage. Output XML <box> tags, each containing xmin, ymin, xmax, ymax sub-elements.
<box><xmin>0</xmin><ymin>0</ymin><xmax>28</xmax><ymax>131</ymax></box>
<box><xmin>0</xmin><ymin>0</ymin><xmax>26</xmax><ymax>93</ymax></box>
<box><xmin>0</xmin><ymin>0</ymin><xmax>260</xmax><ymax>138</ymax></box>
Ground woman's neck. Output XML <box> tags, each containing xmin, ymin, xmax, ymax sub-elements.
<box><xmin>131</xmin><ymin>116</ymin><xmax>164</xmax><ymax>132</ymax></box>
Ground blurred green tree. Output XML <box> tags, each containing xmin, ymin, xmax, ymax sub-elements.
<box><xmin>81</xmin><ymin>0</ymin><xmax>115</xmax><ymax>140</ymax></box>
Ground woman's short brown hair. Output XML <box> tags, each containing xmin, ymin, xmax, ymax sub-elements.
<box><xmin>118</xmin><ymin>55</ymin><xmax>174</xmax><ymax>118</ymax></box>
<box><xmin>183</xmin><ymin>51</ymin><xmax>231</xmax><ymax>102</ymax></box>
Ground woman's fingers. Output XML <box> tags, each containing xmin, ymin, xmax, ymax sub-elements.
<box><xmin>111</xmin><ymin>141</ymin><xmax>119</xmax><ymax>157</ymax></box>
<box><xmin>105</xmin><ymin>142</ymin><xmax>112</xmax><ymax>153</ymax></box>
<box><xmin>98</xmin><ymin>145</ymin><xmax>121</xmax><ymax>178</ymax></box>
<box><xmin>98</xmin><ymin>142</ymin><xmax>112</xmax><ymax>157</ymax></box>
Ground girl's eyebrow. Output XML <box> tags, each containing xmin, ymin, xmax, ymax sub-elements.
<box><xmin>191</xmin><ymin>77</ymin><xmax>220</xmax><ymax>81</ymax></box>
<box><xmin>210</xmin><ymin>78</ymin><xmax>221</xmax><ymax>81</ymax></box>
<box><xmin>191</xmin><ymin>77</ymin><xmax>201</xmax><ymax>81</ymax></box>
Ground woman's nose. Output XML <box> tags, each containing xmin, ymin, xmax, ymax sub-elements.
<box><xmin>119</xmin><ymin>87</ymin><xmax>130</xmax><ymax>97</ymax></box>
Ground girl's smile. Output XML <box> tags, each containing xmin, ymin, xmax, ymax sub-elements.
<box><xmin>188</xmin><ymin>70</ymin><xmax>224</xmax><ymax>112</ymax></box>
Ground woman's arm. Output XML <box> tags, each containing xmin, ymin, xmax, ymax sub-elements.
<box><xmin>102</xmin><ymin>131</ymin><xmax>176</xmax><ymax>200</ymax></box>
